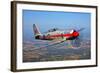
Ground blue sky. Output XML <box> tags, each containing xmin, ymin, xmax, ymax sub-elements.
<box><xmin>23</xmin><ymin>10</ymin><xmax>91</xmax><ymax>41</ymax></box>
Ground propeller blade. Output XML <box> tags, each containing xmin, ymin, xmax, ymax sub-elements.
<box><xmin>77</xmin><ymin>28</ymin><xmax>85</xmax><ymax>32</ymax></box>
<box><xmin>71</xmin><ymin>37</ymin><xmax>81</xmax><ymax>48</ymax></box>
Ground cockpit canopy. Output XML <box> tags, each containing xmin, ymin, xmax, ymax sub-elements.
<box><xmin>48</xmin><ymin>28</ymin><xmax>59</xmax><ymax>32</ymax></box>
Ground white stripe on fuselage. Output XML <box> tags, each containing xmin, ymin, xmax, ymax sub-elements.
<box><xmin>45</xmin><ymin>30</ymin><xmax>65</xmax><ymax>36</ymax></box>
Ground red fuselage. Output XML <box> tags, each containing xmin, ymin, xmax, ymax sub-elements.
<box><xmin>35</xmin><ymin>31</ymin><xmax>79</xmax><ymax>40</ymax></box>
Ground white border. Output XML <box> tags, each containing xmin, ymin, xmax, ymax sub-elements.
<box><xmin>17</xmin><ymin>3</ymin><xmax>96</xmax><ymax>69</ymax></box>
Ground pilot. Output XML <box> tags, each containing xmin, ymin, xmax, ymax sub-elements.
<box><xmin>53</xmin><ymin>28</ymin><xmax>56</xmax><ymax>31</ymax></box>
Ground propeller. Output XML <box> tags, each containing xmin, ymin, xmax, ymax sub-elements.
<box><xmin>70</xmin><ymin>28</ymin><xmax>85</xmax><ymax>48</ymax></box>
<box><xmin>77</xmin><ymin>28</ymin><xmax>85</xmax><ymax>32</ymax></box>
<box><xmin>71</xmin><ymin>37</ymin><xmax>81</xmax><ymax>48</ymax></box>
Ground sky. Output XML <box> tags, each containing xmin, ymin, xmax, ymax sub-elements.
<box><xmin>23</xmin><ymin>10</ymin><xmax>91</xmax><ymax>41</ymax></box>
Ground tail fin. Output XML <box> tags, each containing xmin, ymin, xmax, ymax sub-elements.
<box><xmin>33</xmin><ymin>24</ymin><xmax>41</xmax><ymax>39</ymax></box>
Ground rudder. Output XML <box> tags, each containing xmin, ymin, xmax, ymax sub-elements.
<box><xmin>33</xmin><ymin>24</ymin><xmax>41</xmax><ymax>39</ymax></box>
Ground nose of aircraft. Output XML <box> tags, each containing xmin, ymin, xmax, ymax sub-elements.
<box><xmin>73</xmin><ymin>31</ymin><xmax>79</xmax><ymax>37</ymax></box>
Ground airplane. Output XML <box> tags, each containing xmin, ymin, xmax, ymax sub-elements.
<box><xmin>33</xmin><ymin>24</ymin><xmax>84</xmax><ymax>49</ymax></box>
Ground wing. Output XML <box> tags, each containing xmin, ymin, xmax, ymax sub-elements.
<box><xmin>32</xmin><ymin>40</ymin><xmax>65</xmax><ymax>50</ymax></box>
<box><xmin>29</xmin><ymin>37</ymin><xmax>81</xmax><ymax>50</ymax></box>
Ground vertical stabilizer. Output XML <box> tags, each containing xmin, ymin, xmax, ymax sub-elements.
<box><xmin>33</xmin><ymin>24</ymin><xmax>41</xmax><ymax>39</ymax></box>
